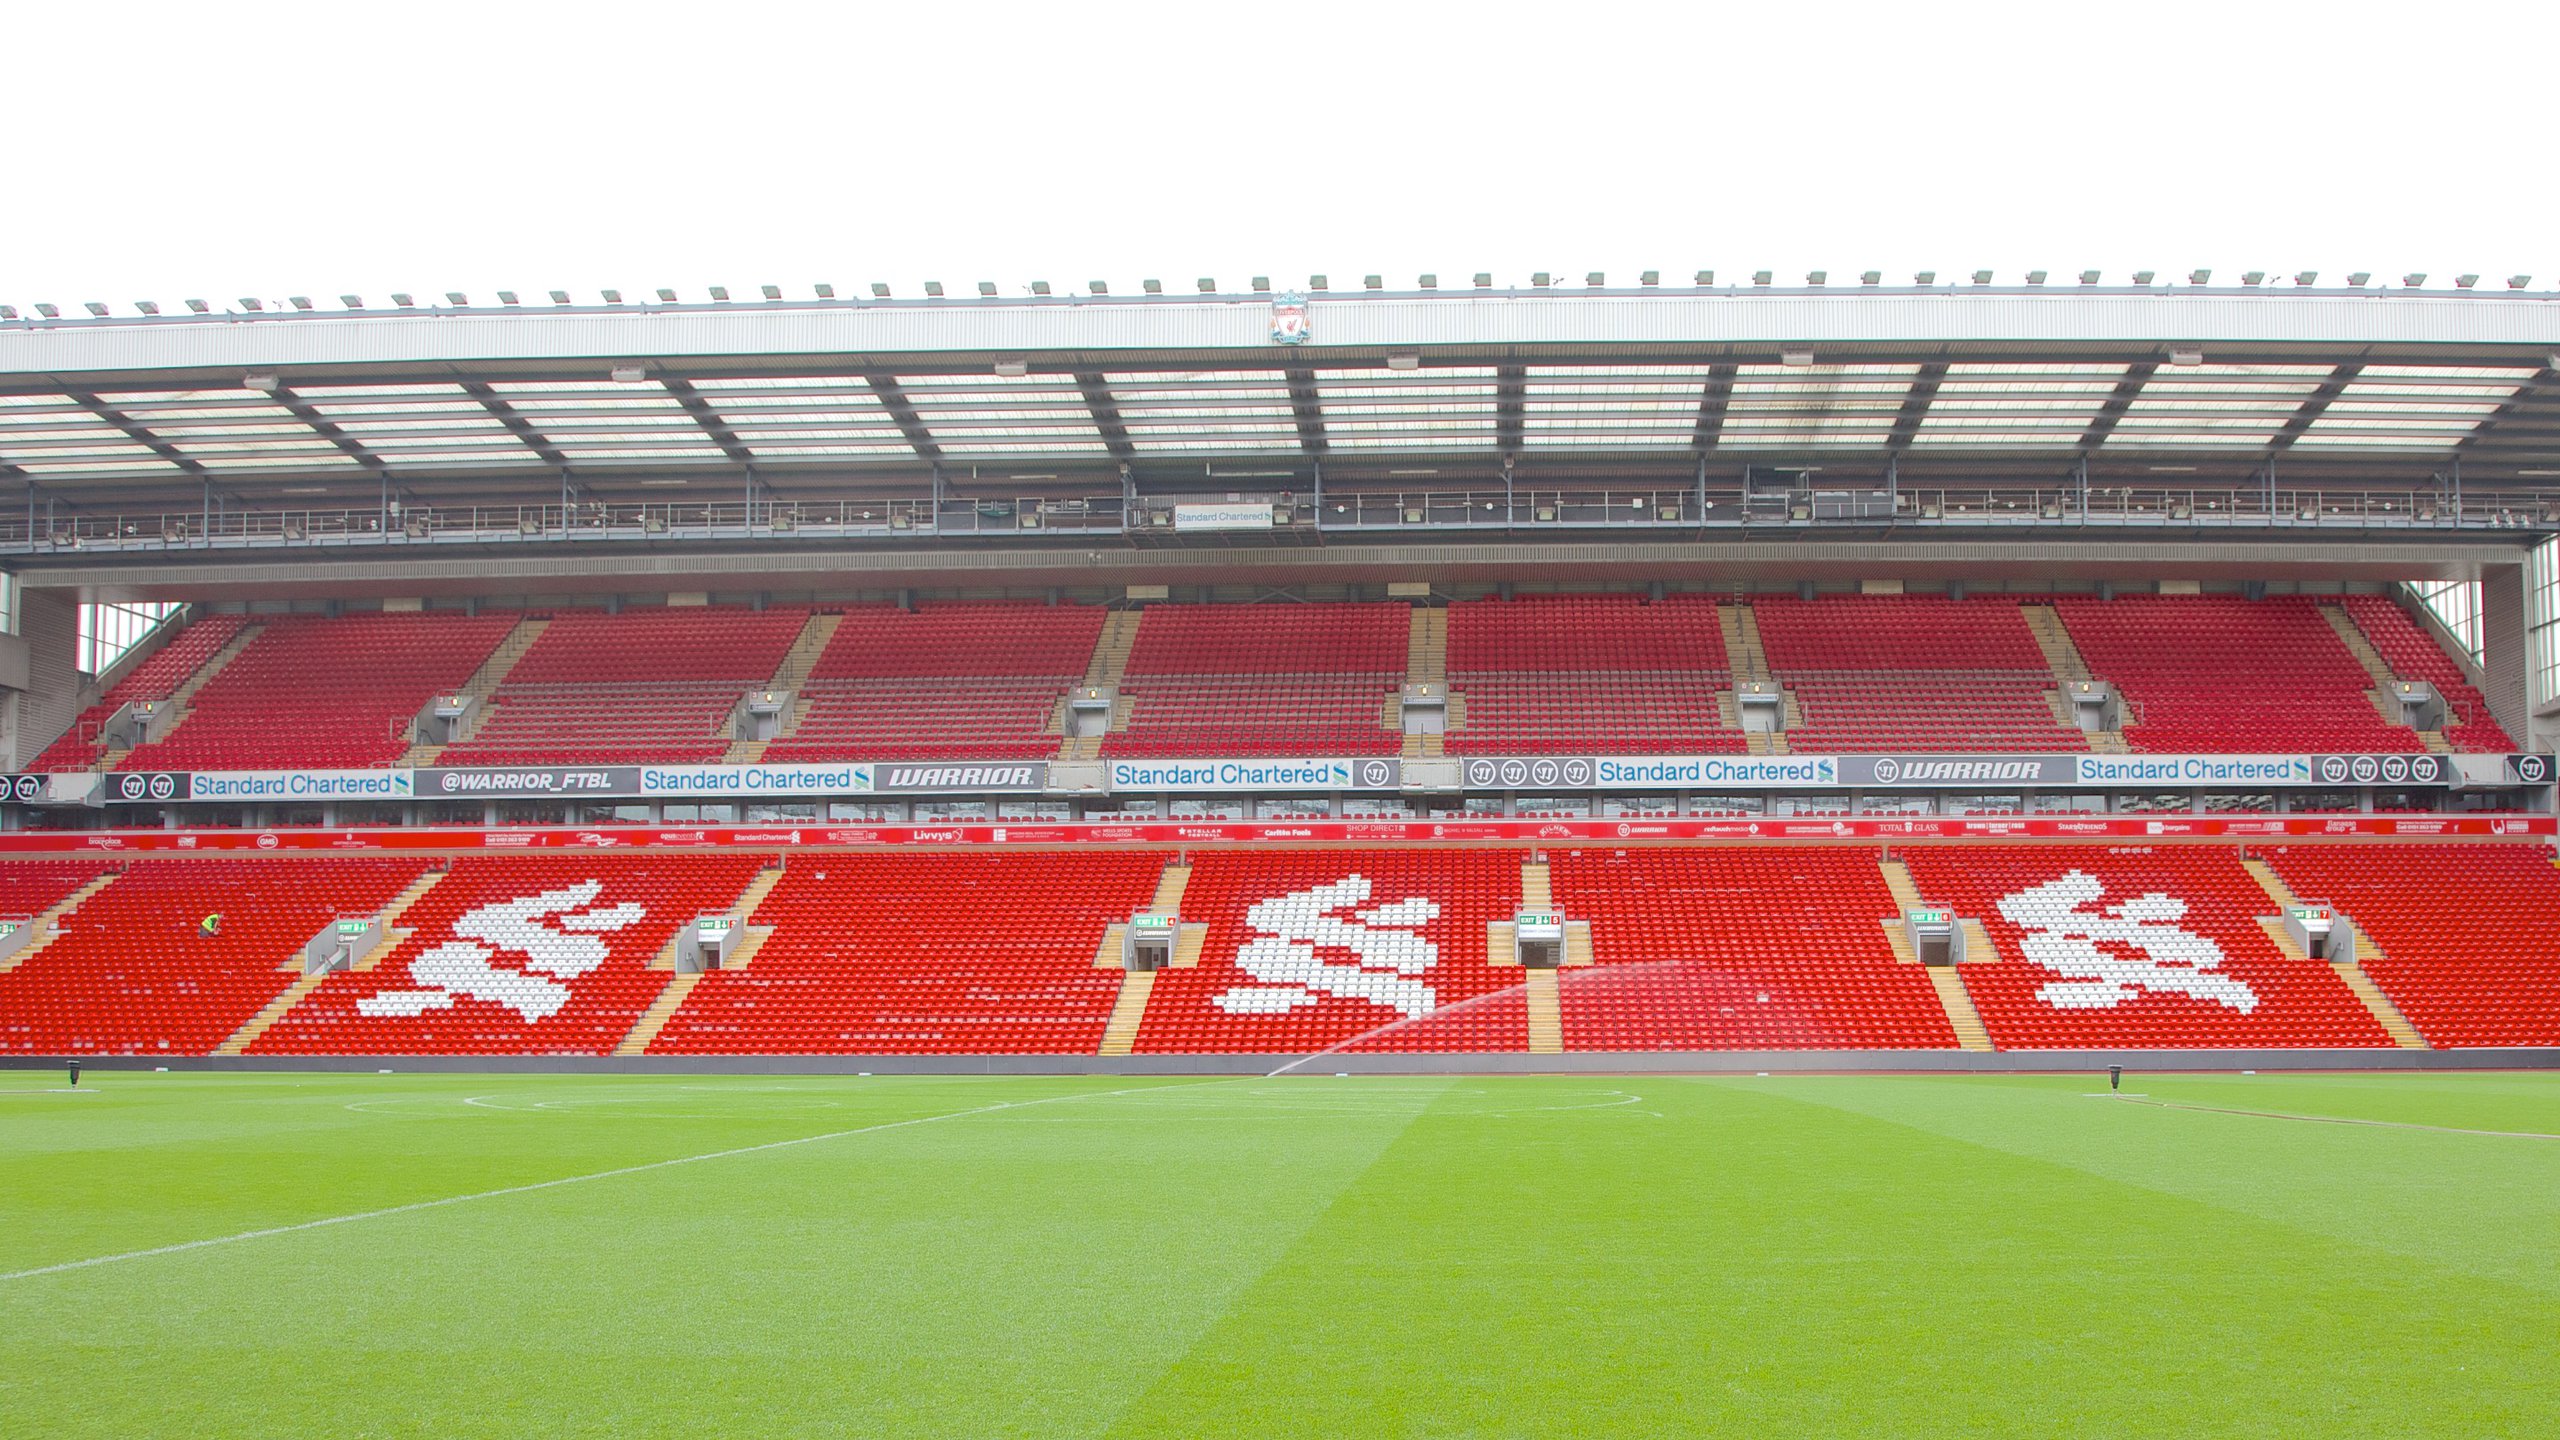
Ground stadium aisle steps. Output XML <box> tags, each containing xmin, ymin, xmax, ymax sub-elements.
<box><xmin>351</xmin><ymin>869</ymin><xmax>449</xmax><ymax>969</ymax></box>
<box><xmin>1098</xmin><ymin>969</ymin><xmax>1154</xmax><ymax>1055</ymax></box>
<box><xmin>1520</xmin><ymin>860</ymin><xmax>1551</xmax><ymax>910</ymax></box>
<box><xmin>402</xmin><ymin>616</ymin><xmax>550</xmax><ymax>765</ymax></box>
<box><xmin>121</xmin><ymin>622</ymin><xmax>266</xmax><ymax>756</ymax></box>
<box><xmin>0</xmin><ymin>871</ymin><xmax>120</xmax><ymax>977</ymax></box>
<box><xmin>1957</xmin><ymin>919</ymin><xmax>2000</xmax><ymax>963</ymax></box>
<box><xmin>1877</xmin><ymin>857</ymin><xmax>1927</xmax><ymax>914</ymax></box>
<box><xmin>216</xmin><ymin>971</ymin><xmax>329</xmax><ymax>1055</ymax></box>
<box><xmin>615</xmin><ymin>974</ymin><xmax>705</xmax><ymax>1056</ymax></box>
<box><xmin>722</xmin><ymin>613</ymin><xmax>844</xmax><ymax>764</ymax></box>
<box><xmin>1150</xmin><ymin>863</ymin><xmax>1193</xmax><ymax>915</ymax></box>
<box><xmin>1525</xmin><ymin>969</ymin><xmax>1563</xmax><ymax>1053</ymax></box>
<box><xmin>2330</xmin><ymin>958</ymin><xmax>2428</xmax><ymax>1049</ymax></box>
<box><xmin>2336</xmin><ymin>595</ymin><xmax>2513</xmax><ymax>750</ymax></box>
<box><xmin>1927</xmin><ymin>969</ymin><xmax>1995</xmax><ymax>1051</ymax></box>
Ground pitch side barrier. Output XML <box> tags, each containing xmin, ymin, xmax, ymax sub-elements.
<box><xmin>0</xmin><ymin>813</ymin><xmax>2545</xmax><ymax>857</ymax></box>
<box><xmin>2</xmin><ymin>751</ymin><xmax>2550</xmax><ymax>809</ymax></box>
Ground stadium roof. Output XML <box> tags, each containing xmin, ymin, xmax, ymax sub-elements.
<box><xmin>3</xmin><ymin>284</ymin><xmax>2559</xmax><ymax>511</ymax></box>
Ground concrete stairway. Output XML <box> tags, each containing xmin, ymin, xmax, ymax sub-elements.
<box><xmin>616</xmin><ymin>974</ymin><xmax>704</xmax><ymax>1056</ymax></box>
<box><xmin>126</xmin><ymin>623</ymin><xmax>267</xmax><ymax>758</ymax></box>
<box><xmin>1098</xmin><ymin>970</ymin><xmax>1155</xmax><ymax>1055</ymax></box>
<box><xmin>2022</xmin><ymin>604</ymin><xmax>2128</xmax><ymax>752</ymax></box>
<box><xmin>1717</xmin><ymin>602</ymin><xmax>1771</xmax><ymax>683</ymax></box>
<box><xmin>724</xmin><ymin>612</ymin><xmax>843</xmax><ymax>764</ymax></box>
<box><xmin>649</xmin><ymin>865</ymin><xmax>788</xmax><ymax>970</ymax></box>
<box><xmin>216</xmin><ymin>972</ymin><xmax>333</xmax><ymax>1055</ymax></box>
<box><xmin>1525</xmin><ymin>968</ymin><xmax>1563</xmax><ymax>1053</ymax></box>
<box><xmin>402</xmin><ymin>616</ymin><xmax>549</xmax><ymax>766</ymax></box>
<box><xmin>1878</xmin><ymin>857</ymin><xmax>1927</xmax><ymax>913</ymax></box>
<box><xmin>1927</xmin><ymin>969</ymin><xmax>1994</xmax><ymax>1050</ymax></box>
<box><xmin>214</xmin><ymin>867</ymin><xmax>448</xmax><ymax>1055</ymax></box>
<box><xmin>1520</xmin><ymin>860</ymin><xmax>1551</xmax><ymax>910</ymax></box>
<box><xmin>1060</xmin><ymin>617</ymin><xmax>1143</xmax><ymax>761</ymax></box>
<box><xmin>0</xmin><ymin>872</ymin><xmax>119</xmax><ymax>977</ymax></box>
<box><xmin>2240</xmin><ymin>854</ymin><xmax>2427</xmax><ymax>1048</ymax></box>
<box><xmin>351</xmin><ymin>869</ymin><xmax>448</xmax><ymax>970</ymax></box>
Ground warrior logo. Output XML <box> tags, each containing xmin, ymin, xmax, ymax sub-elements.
<box><xmin>1212</xmin><ymin>874</ymin><xmax>1442</xmax><ymax>1019</ymax></box>
<box><xmin>358</xmin><ymin>880</ymin><xmax>646</xmax><ymax>1022</ymax></box>
<box><xmin>1997</xmin><ymin>871</ymin><xmax>2257</xmax><ymax>1013</ymax></box>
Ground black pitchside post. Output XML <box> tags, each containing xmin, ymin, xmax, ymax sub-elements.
<box><xmin>2108</xmin><ymin>1064</ymin><xmax>2122</xmax><ymax>1091</ymax></box>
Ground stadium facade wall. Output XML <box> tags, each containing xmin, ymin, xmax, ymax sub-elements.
<box><xmin>3</xmin><ymin>591</ymin><xmax>86</xmax><ymax>772</ymax></box>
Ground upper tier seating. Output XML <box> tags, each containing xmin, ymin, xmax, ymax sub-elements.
<box><xmin>2262</xmin><ymin>843</ymin><xmax>2560</xmax><ymax>1047</ymax></box>
<box><xmin>1899</xmin><ymin>845</ymin><xmax>2393</xmax><ymax>1048</ymax></box>
<box><xmin>1445</xmin><ymin>594</ymin><xmax>1747</xmax><ymax>755</ymax></box>
<box><xmin>30</xmin><ymin>614</ymin><xmax>254</xmax><ymax>772</ymax></box>
<box><xmin>439</xmin><ymin>607</ymin><xmax>810</xmax><ymax>766</ymax></box>
<box><xmin>649</xmin><ymin>851</ymin><xmax>1161</xmax><ymax>1054</ymax></box>
<box><xmin>763</xmin><ymin>603</ymin><xmax>1103</xmax><ymax>763</ymax></box>
<box><xmin>0</xmin><ymin>858</ymin><xmax>427</xmax><ymax>1055</ymax></box>
<box><xmin>1753</xmin><ymin>596</ymin><xmax>2087</xmax><ymax>754</ymax></box>
<box><xmin>2333</xmin><ymin>596</ymin><xmax>2516</xmax><ymax>751</ymax></box>
<box><xmin>1547</xmin><ymin>848</ymin><xmax>1955</xmax><ymax>1049</ymax></box>
<box><xmin>250</xmin><ymin>852</ymin><xmax>771</xmax><ymax>1056</ymax></box>
<box><xmin>1132</xmin><ymin>849</ymin><xmax>1525</xmax><ymax>1052</ymax></box>
<box><xmin>2054</xmin><ymin>595</ymin><xmax>2425</xmax><ymax>754</ymax></box>
<box><xmin>120</xmin><ymin>613</ymin><xmax>517</xmax><ymax>772</ymax></box>
<box><xmin>1105</xmin><ymin>604</ymin><xmax>1406</xmax><ymax>757</ymax></box>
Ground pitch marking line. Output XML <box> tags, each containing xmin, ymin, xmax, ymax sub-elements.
<box><xmin>0</xmin><ymin>1079</ymin><xmax>1234</xmax><ymax>1285</ymax></box>
<box><xmin>2110</xmin><ymin>1095</ymin><xmax>2560</xmax><ymax>1140</ymax></box>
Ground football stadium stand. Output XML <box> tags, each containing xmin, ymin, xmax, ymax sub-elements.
<box><xmin>762</xmin><ymin>603</ymin><xmax>1105</xmax><ymax>764</ymax></box>
<box><xmin>1443</xmin><ymin>594</ymin><xmax>1747</xmax><ymax>755</ymax></box>
<box><xmin>28</xmin><ymin>613</ymin><xmax>255</xmax><ymax>772</ymax></box>
<box><xmin>437</xmin><ymin>608</ymin><xmax>810</xmax><ymax>766</ymax></box>
<box><xmin>1105</xmin><ymin>603</ymin><xmax>1407</xmax><ymax>757</ymax></box>
<box><xmin>1752</xmin><ymin>595</ymin><xmax>2088</xmax><ymax>754</ymax></box>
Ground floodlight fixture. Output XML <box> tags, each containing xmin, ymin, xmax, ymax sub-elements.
<box><xmin>2456</xmin><ymin>274</ymin><xmax>2479</xmax><ymax>289</ymax></box>
<box><xmin>1533</xmin><ymin>272</ymin><xmax>1553</xmax><ymax>287</ymax></box>
<box><xmin>1782</xmin><ymin>349</ymin><xmax>1815</xmax><ymax>367</ymax></box>
<box><xmin>1695</xmin><ymin>270</ymin><xmax>1714</xmax><ymax>285</ymax></box>
<box><xmin>186</xmin><ymin>298</ymin><xmax>211</xmax><ymax>313</ymax></box>
<box><xmin>2080</xmin><ymin>270</ymin><xmax>2101</xmax><ymax>285</ymax></box>
<box><xmin>0</xmin><ymin>306</ymin><xmax>15</xmax><ymax>320</ymax></box>
<box><xmin>876</xmin><ymin>282</ymin><xmax>897</xmax><ymax>297</ymax></box>
<box><xmin>924</xmin><ymin>281</ymin><xmax>945</xmax><ymax>297</ymax></box>
<box><xmin>1805</xmin><ymin>270</ymin><xmax>1825</xmax><ymax>286</ymax></box>
<box><xmin>1971</xmin><ymin>270</ymin><xmax>1993</xmax><ymax>285</ymax></box>
<box><xmin>2025</xmin><ymin>270</ymin><xmax>2047</xmax><ymax>285</ymax></box>
<box><xmin>708</xmin><ymin>286</ymin><xmax>729</xmax><ymax>301</ymax></box>
<box><xmin>239</xmin><ymin>297</ymin><xmax>265</xmax><ymax>311</ymax></box>
<box><xmin>1640</xmin><ymin>270</ymin><xmax>1659</xmax><ymax>286</ymax></box>
<box><xmin>610</xmin><ymin>363</ymin><xmax>647</xmax><ymax>383</ymax></box>
<box><xmin>342</xmin><ymin>295</ymin><xmax>364</xmax><ymax>308</ymax></box>
<box><xmin>391</xmin><ymin>293</ymin><xmax>415</xmax><ymax>307</ymax></box>
<box><xmin>982</xmin><ymin>281</ymin><xmax>1002</xmax><ymax>296</ymax></box>
<box><xmin>600</xmin><ymin>289</ymin><xmax>623</xmax><ymax>304</ymax></box>
<box><xmin>497</xmin><ymin>291</ymin><xmax>519</xmax><ymax>305</ymax></box>
<box><xmin>2131</xmin><ymin>271</ymin><xmax>2155</xmax><ymax>285</ymax></box>
<box><xmin>82</xmin><ymin>301</ymin><xmax>108</xmax><ymax>317</ymax></box>
<box><xmin>1030</xmin><ymin>280</ymin><xmax>1052</xmax><ymax>295</ymax></box>
<box><xmin>993</xmin><ymin>359</ymin><xmax>1030</xmax><ymax>377</ymax></box>
<box><xmin>549</xmin><ymin>290</ymin><xmax>571</xmax><ymax>304</ymax></box>
<box><xmin>759</xmin><ymin>285</ymin><xmax>782</xmax><ymax>300</ymax></box>
<box><xmin>1863</xmin><ymin>271</ymin><xmax>1882</xmax><ymax>285</ymax></box>
<box><xmin>2403</xmin><ymin>273</ymin><xmax>2427</xmax><ymax>287</ymax></box>
<box><xmin>1418</xmin><ymin>274</ymin><xmax>1438</xmax><ymax>289</ymax></box>
<box><xmin>814</xmin><ymin>283</ymin><xmax>836</xmax><ymax>299</ymax></box>
<box><xmin>1141</xmin><ymin>278</ymin><xmax>1162</xmax><ymax>294</ymax></box>
<box><xmin>2169</xmin><ymin>347</ymin><xmax>2204</xmax><ymax>366</ymax></box>
<box><xmin>2347</xmin><ymin>273</ymin><xmax>2371</xmax><ymax>286</ymax></box>
<box><xmin>290</xmin><ymin>295</ymin><xmax>314</xmax><ymax>310</ymax></box>
<box><xmin>1913</xmin><ymin>271</ymin><xmax>1935</xmax><ymax>285</ymax></box>
<box><xmin>446</xmin><ymin>292</ymin><xmax>471</xmax><ymax>306</ymax></box>
<box><xmin>2242</xmin><ymin>271</ymin><xmax>2264</xmax><ymax>286</ymax></box>
<box><xmin>1477</xmin><ymin>273</ymin><xmax>1496</xmax><ymax>287</ymax></box>
<box><xmin>1251</xmin><ymin>276</ymin><xmax>1271</xmax><ymax>292</ymax></box>
<box><xmin>137</xmin><ymin>300</ymin><xmax>162</xmax><ymax>314</ymax></box>
<box><xmin>1196</xmin><ymin>277</ymin><xmax>1215</xmax><ymax>292</ymax></box>
<box><xmin>1386</xmin><ymin>353</ymin><xmax>1422</xmax><ymax>371</ymax></box>
<box><xmin>2188</xmin><ymin>269</ymin><xmax>2211</xmax><ymax>285</ymax></box>
<box><xmin>1588</xmin><ymin>271</ymin><xmax>1607</xmax><ymax>286</ymax></box>
<box><xmin>34</xmin><ymin>303</ymin><xmax>58</xmax><ymax>320</ymax></box>
<box><xmin>654</xmin><ymin>288</ymin><xmax>676</xmax><ymax>303</ymax></box>
<box><xmin>243</xmin><ymin>372</ymin><xmax>280</xmax><ymax>391</ymax></box>
<box><xmin>2294</xmin><ymin>272</ymin><xmax>2318</xmax><ymax>286</ymax></box>
<box><xmin>1305</xmin><ymin>276</ymin><xmax>1325</xmax><ymax>291</ymax></box>
<box><xmin>1751</xmin><ymin>270</ymin><xmax>1772</xmax><ymax>285</ymax></box>
<box><xmin>2510</xmin><ymin>275</ymin><xmax>2534</xmax><ymax>289</ymax></box>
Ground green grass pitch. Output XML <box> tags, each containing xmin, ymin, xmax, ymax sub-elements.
<box><xmin>3</xmin><ymin>1070</ymin><xmax>2555</xmax><ymax>1438</ymax></box>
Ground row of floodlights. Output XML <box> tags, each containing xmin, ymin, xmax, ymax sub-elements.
<box><xmin>0</xmin><ymin>270</ymin><xmax>2542</xmax><ymax>322</ymax></box>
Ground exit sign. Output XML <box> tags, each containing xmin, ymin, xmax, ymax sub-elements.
<box><xmin>1908</xmin><ymin>908</ymin><xmax>1951</xmax><ymax>926</ymax></box>
<box><xmin>699</xmin><ymin>918</ymin><xmax>735</xmax><ymax>935</ymax></box>
<box><xmin>1131</xmin><ymin>914</ymin><xmax>1175</xmax><ymax>930</ymax></box>
<box><xmin>2289</xmin><ymin>906</ymin><xmax>2331</xmax><ymax>923</ymax></box>
<box><xmin>335</xmin><ymin>920</ymin><xmax>371</xmax><ymax>937</ymax></box>
<box><xmin>1515</xmin><ymin>912</ymin><xmax>1563</xmax><ymax>930</ymax></box>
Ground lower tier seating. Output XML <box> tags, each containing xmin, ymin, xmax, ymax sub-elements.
<box><xmin>1133</xmin><ymin>849</ymin><xmax>1525</xmax><ymax>1053</ymax></box>
<box><xmin>1901</xmin><ymin>845</ymin><xmax>2392</xmax><ymax>1048</ymax></box>
<box><xmin>2263</xmin><ymin>844</ymin><xmax>2560</xmax><ymax>1047</ymax></box>
<box><xmin>650</xmin><ymin>851</ymin><xmax>1162</xmax><ymax>1054</ymax></box>
<box><xmin>249</xmin><ymin>853</ymin><xmax>770</xmax><ymax>1056</ymax></box>
<box><xmin>0</xmin><ymin>858</ymin><xmax>428</xmax><ymax>1056</ymax></box>
<box><xmin>1547</xmin><ymin>848</ymin><xmax>1955</xmax><ymax>1049</ymax></box>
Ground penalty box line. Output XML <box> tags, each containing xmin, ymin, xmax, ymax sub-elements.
<box><xmin>0</xmin><ymin>1078</ymin><xmax>1238</xmax><ymax>1285</ymax></box>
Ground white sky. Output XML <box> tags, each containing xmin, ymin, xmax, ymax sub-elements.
<box><xmin>7</xmin><ymin>0</ymin><xmax>2560</xmax><ymax>311</ymax></box>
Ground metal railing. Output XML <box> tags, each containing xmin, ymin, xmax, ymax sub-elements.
<box><xmin>3</xmin><ymin>484</ymin><xmax>2551</xmax><ymax>557</ymax></box>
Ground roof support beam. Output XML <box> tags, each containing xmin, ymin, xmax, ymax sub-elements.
<box><xmin>1495</xmin><ymin>362</ymin><xmax>1527</xmax><ymax>456</ymax></box>
<box><xmin>660</xmin><ymin>377</ymin><xmax>755</xmax><ymax>466</ymax></box>
<box><xmin>2457</xmin><ymin>363</ymin><xmax>2560</xmax><ymax>457</ymax></box>
<box><xmin>269</xmin><ymin>383</ymin><xmax>387</xmax><ymax>474</ymax></box>
<box><xmin>1285</xmin><ymin>367</ymin><xmax>1327</xmax><ymax>455</ymax></box>
<box><xmin>2265</xmin><ymin>362</ymin><xmax>2364</xmax><ymax>455</ymax></box>
<box><xmin>859</xmin><ymin>374</ymin><xmax>942</xmax><ymax>463</ymax></box>
<box><xmin>459</xmin><ymin>382</ymin><xmax>569</xmax><ymax>468</ymax></box>
<box><xmin>1691</xmin><ymin>363</ymin><xmax>1737</xmax><ymax>452</ymax></box>
<box><xmin>1886</xmin><ymin>361</ymin><xmax>1949</xmax><ymax>453</ymax></box>
<box><xmin>64</xmin><ymin>390</ymin><xmax>207</xmax><ymax>478</ymax></box>
<box><xmin>1073</xmin><ymin>372</ymin><xmax>1136</xmax><ymax>461</ymax></box>
<box><xmin>2078</xmin><ymin>361</ymin><xmax>2158</xmax><ymax>451</ymax></box>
